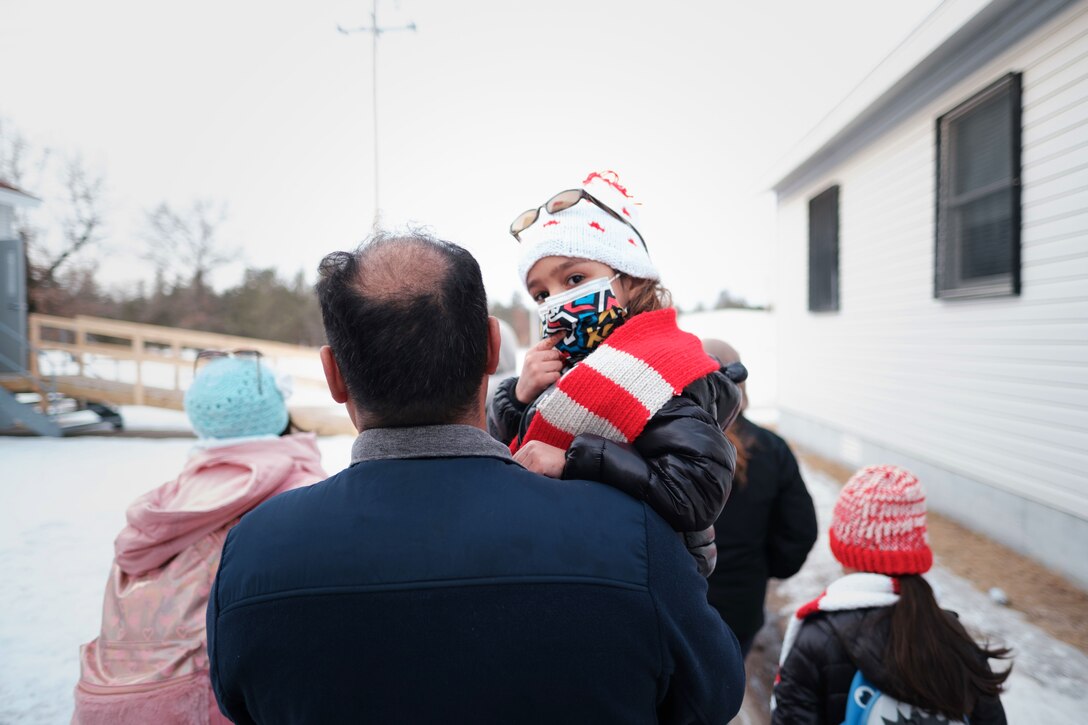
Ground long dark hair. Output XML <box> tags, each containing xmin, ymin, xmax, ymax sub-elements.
<box><xmin>725</xmin><ymin>423</ymin><xmax>751</xmax><ymax>486</ymax></box>
<box><xmin>885</xmin><ymin>574</ymin><xmax>1011</xmax><ymax>719</ymax></box>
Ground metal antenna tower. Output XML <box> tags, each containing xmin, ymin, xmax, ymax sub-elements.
<box><xmin>338</xmin><ymin>0</ymin><xmax>416</xmax><ymax>231</ymax></box>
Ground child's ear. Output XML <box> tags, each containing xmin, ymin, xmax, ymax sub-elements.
<box><xmin>485</xmin><ymin>316</ymin><xmax>501</xmax><ymax>376</ymax></box>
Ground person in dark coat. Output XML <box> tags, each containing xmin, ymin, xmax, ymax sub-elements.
<box><xmin>206</xmin><ymin>232</ymin><xmax>747</xmax><ymax>724</ymax></box>
<box><xmin>702</xmin><ymin>339</ymin><xmax>818</xmax><ymax>657</ymax></box>
<box><xmin>772</xmin><ymin>465</ymin><xmax>1010</xmax><ymax>724</ymax></box>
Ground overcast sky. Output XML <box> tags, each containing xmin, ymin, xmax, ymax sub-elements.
<box><xmin>1</xmin><ymin>0</ymin><xmax>941</xmax><ymax>309</ymax></box>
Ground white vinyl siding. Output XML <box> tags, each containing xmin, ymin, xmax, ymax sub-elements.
<box><xmin>775</xmin><ymin>1</ymin><xmax>1088</xmax><ymax>526</ymax></box>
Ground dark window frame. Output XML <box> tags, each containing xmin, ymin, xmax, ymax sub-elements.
<box><xmin>808</xmin><ymin>184</ymin><xmax>840</xmax><ymax>312</ymax></box>
<box><xmin>934</xmin><ymin>72</ymin><xmax>1022</xmax><ymax>299</ymax></box>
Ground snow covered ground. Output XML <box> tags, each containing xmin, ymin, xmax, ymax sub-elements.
<box><xmin>115</xmin><ymin>405</ymin><xmax>193</xmax><ymax>432</ymax></box>
<box><xmin>0</xmin><ymin>434</ymin><xmax>1084</xmax><ymax>723</ymax></box>
<box><xmin>0</xmin><ymin>434</ymin><xmax>355</xmax><ymax>725</ymax></box>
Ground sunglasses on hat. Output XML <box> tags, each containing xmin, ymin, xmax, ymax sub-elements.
<box><xmin>194</xmin><ymin>348</ymin><xmax>265</xmax><ymax>394</ymax></box>
<box><xmin>509</xmin><ymin>188</ymin><xmax>647</xmax><ymax>251</ymax></box>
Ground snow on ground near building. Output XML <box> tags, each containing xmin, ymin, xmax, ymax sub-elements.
<box><xmin>779</xmin><ymin>462</ymin><xmax>1088</xmax><ymax>723</ymax></box>
<box><xmin>1</xmin><ymin>435</ymin><xmax>1085</xmax><ymax>723</ymax></box>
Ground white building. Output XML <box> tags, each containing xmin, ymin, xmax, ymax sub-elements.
<box><xmin>770</xmin><ymin>0</ymin><xmax>1088</xmax><ymax>587</ymax></box>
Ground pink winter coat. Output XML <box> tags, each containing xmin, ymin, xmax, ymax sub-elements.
<box><xmin>73</xmin><ymin>433</ymin><xmax>327</xmax><ymax>725</ymax></box>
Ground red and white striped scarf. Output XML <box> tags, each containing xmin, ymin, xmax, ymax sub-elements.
<box><xmin>772</xmin><ymin>573</ymin><xmax>900</xmax><ymax>708</ymax></box>
<box><xmin>511</xmin><ymin>308</ymin><xmax>717</xmax><ymax>454</ymax></box>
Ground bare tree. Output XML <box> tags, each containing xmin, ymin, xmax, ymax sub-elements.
<box><xmin>144</xmin><ymin>199</ymin><xmax>237</xmax><ymax>291</ymax></box>
<box><xmin>1</xmin><ymin>120</ymin><xmax>109</xmax><ymax>313</ymax></box>
<box><xmin>0</xmin><ymin>119</ymin><xmax>49</xmax><ymax>264</ymax></box>
<box><xmin>0</xmin><ymin>118</ymin><xmax>50</xmax><ymax>189</ymax></box>
<box><xmin>37</xmin><ymin>158</ymin><xmax>105</xmax><ymax>286</ymax></box>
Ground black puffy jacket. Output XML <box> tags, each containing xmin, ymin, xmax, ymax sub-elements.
<box><xmin>707</xmin><ymin>415</ymin><xmax>818</xmax><ymax>648</ymax></box>
<box><xmin>489</xmin><ymin>365</ymin><xmax>744</xmax><ymax>536</ymax></box>
<box><xmin>772</xmin><ymin>607</ymin><xmax>1007</xmax><ymax>725</ymax></box>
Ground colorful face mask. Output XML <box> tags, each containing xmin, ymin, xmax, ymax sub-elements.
<box><xmin>538</xmin><ymin>275</ymin><xmax>628</xmax><ymax>360</ymax></box>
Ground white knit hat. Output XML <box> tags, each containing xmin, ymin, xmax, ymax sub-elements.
<box><xmin>516</xmin><ymin>171</ymin><xmax>659</xmax><ymax>285</ymax></box>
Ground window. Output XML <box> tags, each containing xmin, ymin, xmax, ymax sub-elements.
<box><xmin>808</xmin><ymin>185</ymin><xmax>840</xmax><ymax>312</ymax></box>
<box><xmin>6</xmin><ymin>250</ymin><xmax>16</xmax><ymax>299</ymax></box>
<box><xmin>936</xmin><ymin>73</ymin><xmax>1021</xmax><ymax>298</ymax></box>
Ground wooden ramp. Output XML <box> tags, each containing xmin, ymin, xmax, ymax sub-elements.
<box><xmin>4</xmin><ymin>314</ymin><xmax>355</xmax><ymax>436</ymax></box>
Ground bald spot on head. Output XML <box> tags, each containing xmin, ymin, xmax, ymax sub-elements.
<box><xmin>704</xmin><ymin>337</ymin><xmax>747</xmax><ymax>414</ymax></box>
<box><xmin>703</xmin><ymin>338</ymin><xmax>741</xmax><ymax>366</ymax></box>
<box><xmin>355</xmin><ymin>236</ymin><xmax>449</xmax><ymax>301</ymax></box>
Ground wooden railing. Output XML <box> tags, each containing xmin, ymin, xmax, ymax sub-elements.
<box><xmin>27</xmin><ymin>314</ymin><xmax>324</xmax><ymax>409</ymax></box>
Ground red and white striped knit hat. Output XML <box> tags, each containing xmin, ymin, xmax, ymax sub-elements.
<box><xmin>516</xmin><ymin>170</ymin><xmax>659</xmax><ymax>285</ymax></box>
<box><xmin>829</xmin><ymin>465</ymin><xmax>933</xmax><ymax>575</ymax></box>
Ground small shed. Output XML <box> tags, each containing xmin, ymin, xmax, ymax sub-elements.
<box><xmin>769</xmin><ymin>0</ymin><xmax>1088</xmax><ymax>586</ymax></box>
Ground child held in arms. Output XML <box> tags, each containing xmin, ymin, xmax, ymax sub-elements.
<box><xmin>489</xmin><ymin>170</ymin><xmax>747</xmax><ymax>575</ymax></box>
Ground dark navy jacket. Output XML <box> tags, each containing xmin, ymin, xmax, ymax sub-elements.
<box><xmin>207</xmin><ymin>425</ymin><xmax>745</xmax><ymax>724</ymax></box>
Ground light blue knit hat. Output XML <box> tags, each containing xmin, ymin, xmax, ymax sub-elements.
<box><xmin>184</xmin><ymin>357</ymin><xmax>289</xmax><ymax>439</ymax></box>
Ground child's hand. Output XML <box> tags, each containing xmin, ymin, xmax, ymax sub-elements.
<box><xmin>515</xmin><ymin>334</ymin><xmax>565</xmax><ymax>404</ymax></box>
<box><xmin>514</xmin><ymin>441</ymin><xmax>567</xmax><ymax>478</ymax></box>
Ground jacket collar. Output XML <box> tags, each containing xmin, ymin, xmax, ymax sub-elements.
<box><xmin>351</xmin><ymin>424</ymin><xmax>513</xmax><ymax>465</ymax></box>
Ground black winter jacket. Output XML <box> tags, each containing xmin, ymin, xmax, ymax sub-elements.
<box><xmin>707</xmin><ymin>415</ymin><xmax>818</xmax><ymax>646</ymax></box>
<box><xmin>489</xmin><ymin>366</ymin><xmax>744</xmax><ymax>536</ymax></box>
<box><xmin>772</xmin><ymin>607</ymin><xmax>1007</xmax><ymax>725</ymax></box>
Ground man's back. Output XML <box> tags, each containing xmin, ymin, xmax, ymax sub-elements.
<box><xmin>208</xmin><ymin>428</ymin><xmax>744</xmax><ymax>724</ymax></box>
